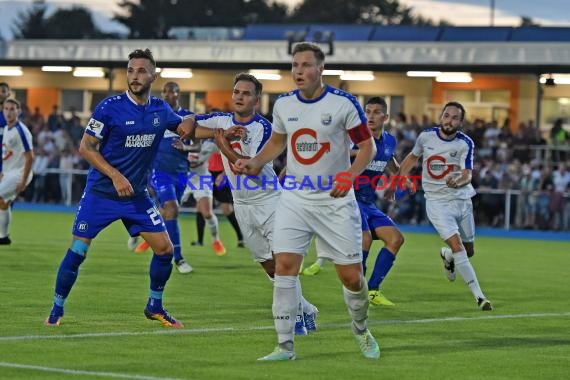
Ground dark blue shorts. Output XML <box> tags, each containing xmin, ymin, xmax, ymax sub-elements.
<box><xmin>72</xmin><ymin>191</ymin><xmax>166</xmax><ymax>239</ymax></box>
<box><xmin>149</xmin><ymin>171</ymin><xmax>186</xmax><ymax>207</ymax></box>
<box><xmin>358</xmin><ymin>202</ymin><xmax>396</xmax><ymax>233</ymax></box>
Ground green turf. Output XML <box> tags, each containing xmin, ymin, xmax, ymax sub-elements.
<box><xmin>1</xmin><ymin>210</ymin><xmax>569</xmax><ymax>380</ymax></box>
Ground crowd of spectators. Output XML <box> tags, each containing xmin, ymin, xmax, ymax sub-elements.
<box><xmin>18</xmin><ymin>104</ymin><xmax>89</xmax><ymax>204</ymax></box>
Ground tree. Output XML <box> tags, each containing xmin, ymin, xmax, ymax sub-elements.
<box><xmin>114</xmin><ymin>0</ymin><xmax>288</xmax><ymax>39</ymax></box>
<box><xmin>12</xmin><ymin>0</ymin><xmax>48</xmax><ymax>39</ymax></box>
<box><xmin>287</xmin><ymin>0</ymin><xmax>435</xmax><ymax>25</ymax></box>
<box><xmin>520</xmin><ymin>16</ymin><xmax>539</xmax><ymax>27</ymax></box>
<box><xmin>12</xmin><ymin>0</ymin><xmax>116</xmax><ymax>39</ymax></box>
<box><xmin>45</xmin><ymin>6</ymin><xmax>114</xmax><ymax>39</ymax></box>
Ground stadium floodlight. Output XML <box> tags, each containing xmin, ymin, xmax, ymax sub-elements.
<box><xmin>42</xmin><ymin>66</ymin><xmax>73</xmax><ymax>72</ymax></box>
<box><xmin>323</xmin><ymin>70</ymin><xmax>344</xmax><ymax>76</ymax></box>
<box><xmin>435</xmin><ymin>72</ymin><xmax>472</xmax><ymax>83</ymax></box>
<box><xmin>407</xmin><ymin>71</ymin><xmax>442</xmax><ymax>77</ymax></box>
<box><xmin>0</xmin><ymin>66</ymin><xmax>23</xmax><ymax>76</ymax></box>
<box><xmin>339</xmin><ymin>71</ymin><xmax>374</xmax><ymax>81</ymax></box>
<box><xmin>540</xmin><ymin>74</ymin><xmax>570</xmax><ymax>85</ymax></box>
<box><xmin>248</xmin><ymin>69</ymin><xmax>281</xmax><ymax>80</ymax></box>
<box><xmin>160</xmin><ymin>68</ymin><xmax>193</xmax><ymax>79</ymax></box>
<box><xmin>73</xmin><ymin>67</ymin><xmax>105</xmax><ymax>78</ymax></box>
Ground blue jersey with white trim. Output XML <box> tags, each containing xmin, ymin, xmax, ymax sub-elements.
<box><xmin>354</xmin><ymin>130</ymin><xmax>397</xmax><ymax>205</ymax></box>
<box><xmin>152</xmin><ymin>107</ymin><xmax>193</xmax><ymax>175</ymax></box>
<box><xmin>0</xmin><ymin>112</ymin><xmax>6</xmax><ymax>172</ymax></box>
<box><xmin>84</xmin><ymin>92</ymin><xmax>183</xmax><ymax>198</ymax></box>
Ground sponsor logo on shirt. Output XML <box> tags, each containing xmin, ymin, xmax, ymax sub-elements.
<box><xmin>426</xmin><ymin>155</ymin><xmax>455</xmax><ymax>179</ymax></box>
<box><xmin>125</xmin><ymin>134</ymin><xmax>156</xmax><ymax>148</ymax></box>
<box><xmin>291</xmin><ymin>128</ymin><xmax>330</xmax><ymax>165</ymax></box>
<box><xmin>366</xmin><ymin>160</ymin><xmax>387</xmax><ymax>172</ymax></box>
<box><xmin>125</xmin><ymin>120</ymin><xmax>135</xmax><ymax>125</ymax></box>
<box><xmin>288</xmin><ymin>117</ymin><xmax>299</xmax><ymax>122</ymax></box>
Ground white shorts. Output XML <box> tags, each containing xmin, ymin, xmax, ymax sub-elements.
<box><xmin>234</xmin><ymin>202</ymin><xmax>275</xmax><ymax>262</ymax></box>
<box><xmin>272</xmin><ymin>191</ymin><xmax>362</xmax><ymax>265</ymax></box>
<box><xmin>0</xmin><ymin>171</ymin><xmax>32</xmax><ymax>202</ymax></box>
<box><xmin>426</xmin><ymin>198</ymin><xmax>475</xmax><ymax>242</ymax></box>
<box><xmin>182</xmin><ymin>172</ymin><xmax>213</xmax><ymax>201</ymax></box>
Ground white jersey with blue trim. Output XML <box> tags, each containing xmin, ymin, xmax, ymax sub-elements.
<box><xmin>2</xmin><ymin>121</ymin><xmax>33</xmax><ymax>182</ymax></box>
<box><xmin>272</xmin><ymin>84</ymin><xmax>366</xmax><ymax>202</ymax></box>
<box><xmin>196</xmin><ymin>112</ymin><xmax>279</xmax><ymax>205</ymax></box>
<box><xmin>411</xmin><ymin>127</ymin><xmax>476</xmax><ymax>200</ymax></box>
<box><xmin>84</xmin><ymin>91</ymin><xmax>183</xmax><ymax>198</ymax></box>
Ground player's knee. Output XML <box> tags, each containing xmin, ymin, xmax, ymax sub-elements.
<box><xmin>70</xmin><ymin>239</ymin><xmax>90</xmax><ymax>256</ymax></box>
<box><xmin>388</xmin><ymin>233</ymin><xmax>405</xmax><ymax>253</ymax></box>
<box><xmin>154</xmin><ymin>241</ymin><xmax>174</xmax><ymax>255</ymax></box>
<box><xmin>162</xmin><ymin>205</ymin><xmax>178</xmax><ymax>220</ymax></box>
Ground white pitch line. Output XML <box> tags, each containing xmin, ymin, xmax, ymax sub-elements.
<box><xmin>0</xmin><ymin>361</ymin><xmax>184</xmax><ymax>380</ymax></box>
<box><xmin>1</xmin><ymin>311</ymin><xmax>569</xmax><ymax>343</ymax></box>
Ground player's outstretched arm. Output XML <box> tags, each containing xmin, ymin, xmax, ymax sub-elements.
<box><xmin>235</xmin><ymin>131</ymin><xmax>286</xmax><ymax>174</ymax></box>
<box><xmin>397</xmin><ymin>152</ymin><xmax>420</xmax><ymax>193</ymax></box>
<box><xmin>213</xmin><ymin>129</ymin><xmax>263</xmax><ymax>176</ymax></box>
<box><xmin>331</xmin><ymin>136</ymin><xmax>376</xmax><ymax>198</ymax></box>
<box><xmin>176</xmin><ymin>117</ymin><xmax>195</xmax><ymax>140</ymax></box>
<box><xmin>79</xmin><ymin>134</ymin><xmax>133</xmax><ymax>197</ymax></box>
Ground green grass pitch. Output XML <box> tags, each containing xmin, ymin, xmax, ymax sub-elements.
<box><xmin>1</xmin><ymin>210</ymin><xmax>569</xmax><ymax>379</ymax></box>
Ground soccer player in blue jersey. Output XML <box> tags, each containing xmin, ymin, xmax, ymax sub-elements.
<box><xmin>45</xmin><ymin>49</ymin><xmax>194</xmax><ymax>327</ymax></box>
<box><xmin>129</xmin><ymin>81</ymin><xmax>193</xmax><ymax>273</ymax></box>
<box><xmin>302</xmin><ymin>97</ymin><xmax>405</xmax><ymax>306</ymax></box>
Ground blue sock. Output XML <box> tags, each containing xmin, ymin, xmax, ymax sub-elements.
<box><xmin>367</xmin><ymin>247</ymin><xmax>395</xmax><ymax>291</ymax></box>
<box><xmin>362</xmin><ymin>250</ymin><xmax>369</xmax><ymax>276</ymax></box>
<box><xmin>165</xmin><ymin>219</ymin><xmax>182</xmax><ymax>263</ymax></box>
<box><xmin>148</xmin><ymin>253</ymin><xmax>173</xmax><ymax>311</ymax></box>
<box><xmin>53</xmin><ymin>248</ymin><xmax>86</xmax><ymax>311</ymax></box>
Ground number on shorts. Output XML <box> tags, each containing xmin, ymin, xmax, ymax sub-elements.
<box><xmin>147</xmin><ymin>206</ymin><xmax>162</xmax><ymax>226</ymax></box>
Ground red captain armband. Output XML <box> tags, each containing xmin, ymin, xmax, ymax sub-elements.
<box><xmin>348</xmin><ymin>123</ymin><xmax>372</xmax><ymax>144</ymax></box>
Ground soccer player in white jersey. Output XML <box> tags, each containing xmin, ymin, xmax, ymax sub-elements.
<box><xmin>0</xmin><ymin>99</ymin><xmax>33</xmax><ymax>245</ymax></box>
<box><xmin>398</xmin><ymin>101</ymin><xmax>492</xmax><ymax>311</ymax></box>
<box><xmin>179</xmin><ymin>138</ymin><xmax>227</xmax><ymax>256</ymax></box>
<box><xmin>192</xmin><ymin>72</ymin><xmax>318</xmax><ymax>335</ymax></box>
<box><xmin>235</xmin><ymin>43</ymin><xmax>380</xmax><ymax>360</ymax></box>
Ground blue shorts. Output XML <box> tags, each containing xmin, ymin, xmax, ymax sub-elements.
<box><xmin>149</xmin><ymin>171</ymin><xmax>186</xmax><ymax>207</ymax></box>
<box><xmin>358</xmin><ymin>202</ymin><xmax>396</xmax><ymax>233</ymax></box>
<box><xmin>72</xmin><ymin>191</ymin><xmax>166</xmax><ymax>239</ymax></box>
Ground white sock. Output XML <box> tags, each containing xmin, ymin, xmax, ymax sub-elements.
<box><xmin>296</xmin><ymin>277</ymin><xmax>316</xmax><ymax>314</ymax></box>
<box><xmin>205</xmin><ymin>214</ymin><xmax>219</xmax><ymax>241</ymax></box>
<box><xmin>442</xmin><ymin>247</ymin><xmax>453</xmax><ymax>262</ymax></box>
<box><xmin>316</xmin><ymin>258</ymin><xmax>326</xmax><ymax>267</ymax></box>
<box><xmin>343</xmin><ymin>280</ymin><xmax>369</xmax><ymax>332</ymax></box>
<box><xmin>453</xmin><ymin>250</ymin><xmax>486</xmax><ymax>299</ymax></box>
<box><xmin>273</xmin><ymin>275</ymin><xmax>299</xmax><ymax>345</ymax></box>
<box><xmin>0</xmin><ymin>208</ymin><xmax>10</xmax><ymax>238</ymax></box>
